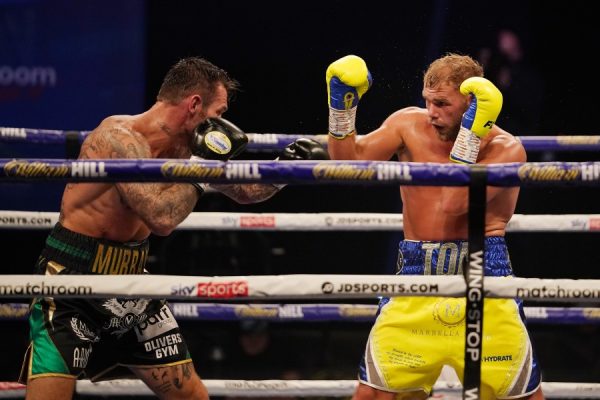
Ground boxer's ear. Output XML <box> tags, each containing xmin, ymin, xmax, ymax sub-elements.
<box><xmin>189</xmin><ymin>95</ymin><xmax>203</xmax><ymax>114</ymax></box>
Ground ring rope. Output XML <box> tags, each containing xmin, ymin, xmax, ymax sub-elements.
<box><xmin>1</xmin><ymin>210</ymin><xmax>599</xmax><ymax>232</ymax></box>
<box><xmin>2</xmin><ymin>302</ymin><xmax>599</xmax><ymax>324</ymax></box>
<box><xmin>2</xmin><ymin>158</ymin><xmax>600</xmax><ymax>186</ymax></box>
<box><xmin>1</xmin><ymin>379</ymin><xmax>598</xmax><ymax>398</ymax></box>
<box><xmin>1</xmin><ymin>274</ymin><xmax>600</xmax><ymax>302</ymax></box>
<box><xmin>3</xmin><ymin>132</ymin><xmax>598</xmax><ymax>397</ymax></box>
<box><xmin>2</xmin><ymin>127</ymin><xmax>600</xmax><ymax>152</ymax></box>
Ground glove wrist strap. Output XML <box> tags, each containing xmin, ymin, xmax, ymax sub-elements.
<box><xmin>328</xmin><ymin>106</ymin><xmax>357</xmax><ymax>139</ymax></box>
<box><xmin>449</xmin><ymin>126</ymin><xmax>481</xmax><ymax>164</ymax></box>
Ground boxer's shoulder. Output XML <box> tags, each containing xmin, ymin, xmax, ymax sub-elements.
<box><xmin>82</xmin><ymin>116</ymin><xmax>150</xmax><ymax>159</ymax></box>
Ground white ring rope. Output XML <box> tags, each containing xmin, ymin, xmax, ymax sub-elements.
<box><xmin>1</xmin><ymin>379</ymin><xmax>599</xmax><ymax>398</ymax></box>
<box><xmin>3</xmin><ymin>302</ymin><xmax>599</xmax><ymax>323</ymax></box>
<box><xmin>2</xmin><ymin>274</ymin><xmax>600</xmax><ymax>302</ymax></box>
<box><xmin>1</xmin><ymin>210</ymin><xmax>599</xmax><ymax>232</ymax></box>
<box><xmin>2</xmin><ymin>302</ymin><xmax>599</xmax><ymax>323</ymax></box>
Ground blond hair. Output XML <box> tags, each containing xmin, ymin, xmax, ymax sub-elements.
<box><xmin>423</xmin><ymin>53</ymin><xmax>483</xmax><ymax>89</ymax></box>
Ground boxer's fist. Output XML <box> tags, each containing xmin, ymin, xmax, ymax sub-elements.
<box><xmin>280</xmin><ymin>138</ymin><xmax>330</xmax><ymax>161</ymax></box>
<box><xmin>326</xmin><ymin>55</ymin><xmax>372</xmax><ymax>110</ymax></box>
<box><xmin>191</xmin><ymin>118</ymin><xmax>248</xmax><ymax>161</ymax></box>
<box><xmin>272</xmin><ymin>138</ymin><xmax>329</xmax><ymax>190</ymax></box>
<box><xmin>326</xmin><ymin>55</ymin><xmax>372</xmax><ymax>139</ymax></box>
<box><xmin>460</xmin><ymin>77</ymin><xmax>503</xmax><ymax>138</ymax></box>
<box><xmin>450</xmin><ymin>77</ymin><xmax>503</xmax><ymax>164</ymax></box>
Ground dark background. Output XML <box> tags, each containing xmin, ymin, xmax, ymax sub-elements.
<box><xmin>1</xmin><ymin>0</ymin><xmax>599</xmax><ymax>394</ymax></box>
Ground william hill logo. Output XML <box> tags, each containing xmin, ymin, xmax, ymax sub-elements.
<box><xmin>71</xmin><ymin>161</ymin><xmax>107</xmax><ymax>177</ymax></box>
<box><xmin>3</xmin><ymin>160</ymin><xmax>107</xmax><ymax>178</ymax></box>
<box><xmin>234</xmin><ymin>305</ymin><xmax>278</xmax><ymax>318</ymax></box>
<box><xmin>517</xmin><ymin>164</ymin><xmax>579</xmax><ymax>181</ymax></box>
<box><xmin>0</xmin><ymin>127</ymin><xmax>26</xmax><ymax>138</ymax></box>
<box><xmin>313</xmin><ymin>163</ymin><xmax>375</xmax><ymax>180</ymax></box>
<box><xmin>557</xmin><ymin>136</ymin><xmax>600</xmax><ymax>145</ymax></box>
<box><xmin>161</xmin><ymin>160</ymin><xmax>224</xmax><ymax>179</ymax></box>
<box><xmin>4</xmin><ymin>160</ymin><xmax>69</xmax><ymax>177</ymax></box>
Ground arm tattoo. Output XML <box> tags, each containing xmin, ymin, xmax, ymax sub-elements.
<box><xmin>182</xmin><ymin>362</ymin><xmax>192</xmax><ymax>379</ymax></box>
<box><xmin>150</xmin><ymin>367</ymin><xmax>172</xmax><ymax>394</ymax></box>
<box><xmin>172</xmin><ymin>363</ymin><xmax>193</xmax><ymax>389</ymax></box>
<box><xmin>119</xmin><ymin>182</ymin><xmax>197</xmax><ymax>228</ymax></box>
<box><xmin>85</xmin><ymin>128</ymin><xmax>197</xmax><ymax>230</ymax></box>
<box><xmin>211</xmin><ymin>183</ymin><xmax>280</xmax><ymax>204</ymax></box>
<box><xmin>149</xmin><ymin>364</ymin><xmax>194</xmax><ymax>394</ymax></box>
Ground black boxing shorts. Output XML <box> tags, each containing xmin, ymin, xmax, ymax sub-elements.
<box><xmin>19</xmin><ymin>223</ymin><xmax>192</xmax><ymax>383</ymax></box>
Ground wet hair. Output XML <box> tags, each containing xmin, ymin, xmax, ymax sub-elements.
<box><xmin>157</xmin><ymin>57</ymin><xmax>239</xmax><ymax>104</ymax></box>
<box><xmin>423</xmin><ymin>53</ymin><xmax>483</xmax><ymax>89</ymax></box>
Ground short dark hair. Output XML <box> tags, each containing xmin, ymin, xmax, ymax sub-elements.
<box><xmin>157</xmin><ymin>57</ymin><xmax>239</xmax><ymax>104</ymax></box>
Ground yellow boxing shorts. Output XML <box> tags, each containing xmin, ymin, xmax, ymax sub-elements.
<box><xmin>357</xmin><ymin>238</ymin><xmax>541</xmax><ymax>399</ymax></box>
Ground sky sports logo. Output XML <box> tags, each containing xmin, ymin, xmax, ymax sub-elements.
<box><xmin>171</xmin><ymin>281</ymin><xmax>248</xmax><ymax>298</ymax></box>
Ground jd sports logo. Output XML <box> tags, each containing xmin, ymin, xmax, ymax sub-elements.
<box><xmin>322</xmin><ymin>282</ymin><xmax>334</xmax><ymax>294</ymax></box>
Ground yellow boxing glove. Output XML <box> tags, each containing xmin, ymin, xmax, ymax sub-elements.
<box><xmin>326</xmin><ymin>55</ymin><xmax>372</xmax><ymax>139</ymax></box>
<box><xmin>450</xmin><ymin>77</ymin><xmax>503</xmax><ymax>164</ymax></box>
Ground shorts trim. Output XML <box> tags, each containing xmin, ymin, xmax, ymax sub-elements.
<box><xmin>29</xmin><ymin>303</ymin><xmax>71</xmax><ymax>376</ymax></box>
<box><xmin>125</xmin><ymin>359</ymin><xmax>194</xmax><ymax>370</ymax></box>
<box><xmin>497</xmin><ymin>382</ymin><xmax>542</xmax><ymax>399</ymax></box>
<box><xmin>357</xmin><ymin>379</ymin><xmax>428</xmax><ymax>395</ymax></box>
<box><xmin>27</xmin><ymin>372</ymin><xmax>77</xmax><ymax>381</ymax></box>
<box><xmin>46</xmin><ymin>235</ymin><xmax>92</xmax><ymax>261</ymax></box>
<box><xmin>88</xmin><ymin>359</ymin><xmax>193</xmax><ymax>382</ymax></box>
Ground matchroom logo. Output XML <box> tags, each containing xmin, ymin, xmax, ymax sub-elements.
<box><xmin>0</xmin><ymin>65</ymin><xmax>57</xmax><ymax>87</ymax></box>
<box><xmin>0</xmin><ymin>65</ymin><xmax>57</xmax><ymax>101</ymax></box>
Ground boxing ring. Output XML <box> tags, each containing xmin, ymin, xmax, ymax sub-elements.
<box><xmin>1</xmin><ymin>128</ymin><xmax>600</xmax><ymax>399</ymax></box>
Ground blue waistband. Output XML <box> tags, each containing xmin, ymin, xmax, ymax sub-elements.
<box><xmin>396</xmin><ymin>236</ymin><xmax>513</xmax><ymax>277</ymax></box>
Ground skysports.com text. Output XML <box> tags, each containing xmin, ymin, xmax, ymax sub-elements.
<box><xmin>517</xmin><ymin>286</ymin><xmax>600</xmax><ymax>299</ymax></box>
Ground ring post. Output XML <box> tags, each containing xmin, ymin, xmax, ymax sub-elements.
<box><xmin>464</xmin><ymin>165</ymin><xmax>487</xmax><ymax>400</ymax></box>
<box><xmin>64</xmin><ymin>131</ymin><xmax>81</xmax><ymax>159</ymax></box>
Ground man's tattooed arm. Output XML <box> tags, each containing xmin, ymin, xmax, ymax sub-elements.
<box><xmin>89</xmin><ymin>128</ymin><xmax>198</xmax><ymax>235</ymax></box>
<box><xmin>210</xmin><ymin>183</ymin><xmax>281</xmax><ymax>204</ymax></box>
